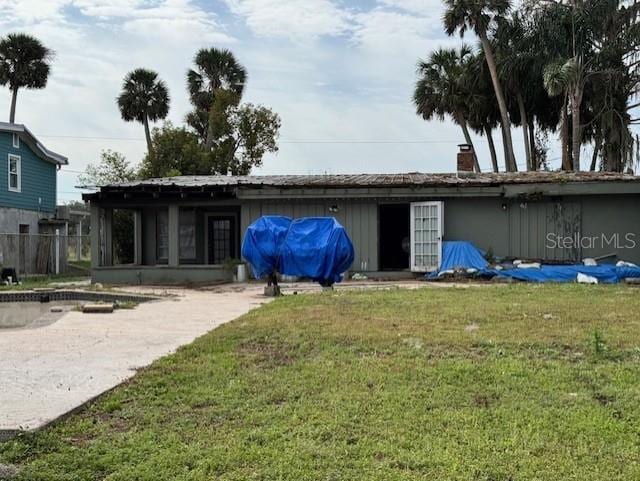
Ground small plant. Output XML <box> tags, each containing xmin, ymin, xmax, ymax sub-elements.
<box><xmin>115</xmin><ymin>300</ymin><xmax>138</xmax><ymax>310</ymax></box>
<box><xmin>592</xmin><ymin>329</ymin><xmax>607</xmax><ymax>356</ymax></box>
<box><xmin>222</xmin><ymin>257</ymin><xmax>243</xmax><ymax>274</ymax></box>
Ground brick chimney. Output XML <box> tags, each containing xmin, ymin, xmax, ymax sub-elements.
<box><xmin>458</xmin><ymin>144</ymin><xmax>475</xmax><ymax>172</ymax></box>
<box><xmin>457</xmin><ymin>144</ymin><xmax>475</xmax><ymax>173</ymax></box>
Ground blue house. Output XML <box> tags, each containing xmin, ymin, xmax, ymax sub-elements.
<box><xmin>0</xmin><ymin>122</ymin><xmax>68</xmax><ymax>236</ymax></box>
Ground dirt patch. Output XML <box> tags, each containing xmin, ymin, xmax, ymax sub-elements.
<box><xmin>473</xmin><ymin>392</ymin><xmax>500</xmax><ymax>408</ymax></box>
<box><xmin>236</xmin><ymin>340</ymin><xmax>296</xmax><ymax>368</ymax></box>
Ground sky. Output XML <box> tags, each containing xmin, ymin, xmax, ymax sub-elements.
<box><xmin>0</xmin><ymin>0</ymin><xmax>635</xmax><ymax>203</ymax></box>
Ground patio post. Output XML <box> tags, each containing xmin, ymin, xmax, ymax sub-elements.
<box><xmin>168</xmin><ymin>204</ymin><xmax>179</xmax><ymax>267</ymax></box>
<box><xmin>89</xmin><ymin>204</ymin><xmax>100</xmax><ymax>268</ymax></box>
<box><xmin>133</xmin><ymin>210</ymin><xmax>143</xmax><ymax>265</ymax></box>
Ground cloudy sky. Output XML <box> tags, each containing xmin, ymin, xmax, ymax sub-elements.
<box><xmin>0</xmin><ymin>0</ymin><xmax>630</xmax><ymax>203</ymax></box>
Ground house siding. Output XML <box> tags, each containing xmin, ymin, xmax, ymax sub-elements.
<box><xmin>0</xmin><ymin>132</ymin><xmax>57</xmax><ymax>214</ymax></box>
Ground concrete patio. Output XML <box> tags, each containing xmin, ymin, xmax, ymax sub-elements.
<box><xmin>0</xmin><ymin>285</ymin><xmax>269</xmax><ymax>437</ymax></box>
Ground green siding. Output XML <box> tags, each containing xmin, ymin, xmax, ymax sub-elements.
<box><xmin>0</xmin><ymin>132</ymin><xmax>57</xmax><ymax>213</ymax></box>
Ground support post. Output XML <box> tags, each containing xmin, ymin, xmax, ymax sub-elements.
<box><xmin>89</xmin><ymin>204</ymin><xmax>100</xmax><ymax>268</ymax></box>
<box><xmin>103</xmin><ymin>208</ymin><xmax>113</xmax><ymax>266</ymax></box>
<box><xmin>77</xmin><ymin>219</ymin><xmax>82</xmax><ymax>262</ymax></box>
<box><xmin>168</xmin><ymin>204</ymin><xmax>179</xmax><ymax>267</ymax></box>
<box><xmin>134</xmin><ymin>210</ymin><xmax>143</xmax><ymax>265</ymax></box>
<box><xmin>55</xmin><ymin>228</ymin><xmax>60</xmax><ymax>275</ymax></box>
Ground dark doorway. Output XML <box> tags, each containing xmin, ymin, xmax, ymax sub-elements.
<box><xmin>207</xmin><ymin>215</ymin><xmax>238</xmax><ymax>264</ymax></box>
<box><xmin>379</xmin><ymin>203</ymin><xmax>410</xmax><ymax>270</ymax></box>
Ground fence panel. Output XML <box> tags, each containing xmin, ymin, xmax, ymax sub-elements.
<box><xmin>0</xmin><ymin>233</ymin><xmax>91</xmax><ymax>276</ymax></box>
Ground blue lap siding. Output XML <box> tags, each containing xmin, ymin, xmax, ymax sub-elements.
<box><xmin>0</xmin><ymin>132</ymin><xmax>57</xmax><ymax>214</ymax></box>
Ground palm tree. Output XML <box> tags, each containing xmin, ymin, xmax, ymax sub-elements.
<box><xmin>0</xmin><ymin>33</ymin><xmax>53</xmax><ymax>123</ymax></box>
<box><xmin>117</xmin><ymin>68</ymin><xmax>170</xmax><ymax>156</ymax></box>
<box><xmin>443</xmin><ymin>0</ymin><xmax>518</xmax><ymax>172</ymax></box>
<box><xmin>414</xmin><ymin>45</ymin><xmax>481</xmax><ymax>172</ymax></box>
<box><xmin>466</xmin><ymin>52</ymin><xmax>501</xmax><ymax>172</ymax></box>
<box><xmin>187</xmin><ymin>48</ymin><xmax>247</xmax><ymax>147</ymax></box>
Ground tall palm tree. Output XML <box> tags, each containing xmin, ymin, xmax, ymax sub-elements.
<box><xmin>466</xmin><ymin>52</ymin><xmax>501</xmax><ymax>172</ymax></box>
<box><xmin>0</xmin><ymin>33</ymin><xmax>53</xmax><ymax>123</ymax></box>
<box><xmin>443</xmin><ymin>0</ymin><xmax>518</xmax><ymax>172</ymax></box>
<box><xmin>414</xmin><ymin>45</ymin><xmax>481</xmax><ymax>172</ymax></box>
<box><xmin>187</xmin><ymin>48</ymin><xmax>247</xmax><ymax>147</ymax></box>
<box><xmin>117</xmin><ymin>68</ymin><xmax>170</xmax><ymax>156</ymax></box>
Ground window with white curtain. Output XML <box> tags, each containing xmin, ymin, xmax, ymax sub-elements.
<box><xmin>156</xmin><ymin>210</ymin><xmax>169</xmax><ymax>261</ymax></box>
<box><xmin>8</xmin><ymin>154</ymin><xmax>20</xmax><ymax>192</ymax></box>
<box><xmin>179</xmin><ymin>209</ymin><xmax>196</xmax><ymax>260</ymax></box>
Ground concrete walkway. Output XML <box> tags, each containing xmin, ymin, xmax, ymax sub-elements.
<box><xmin>0</xmin><ymin>286</ymin><xmax>269</xmax><ymax>434</ymax></box>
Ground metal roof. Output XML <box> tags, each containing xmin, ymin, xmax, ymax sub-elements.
<box><xmin>0</xmin><ymin>122</ymin><xmax>68</xmax><ymax>165</ymax></box>
<box><xmin>102</xmin><ymin>171</ymin><xmax>640</xmax><ymax>190</ymax></box>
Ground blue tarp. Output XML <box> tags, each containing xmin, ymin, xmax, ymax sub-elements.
<box><xmin>492</xmin><ymin>265</ymin><xmax>640</xmax><ymax>283</ymax></box>
<box><xmin>438</xmin><ymin>241</ymin><xmax>489</xmax><ymax>272</ymax></box>
<box><xmin>493</xmin><ymin>265</ymin><xmax>621</xmax><ymax>283</ymax></box>
<box><xmin>428</xmin><ymin>240</ymin><xmax>640</xmax><ymax>283</ymax></box>
<box><xmin>241</xmin><ymin>216</ymin><xmax>292</xmax><ymax>279</ymax></box>
<box><xmin>241</xmin><ymin>216</ymin><xmax>355</xmax><ymax>285</ymax></box>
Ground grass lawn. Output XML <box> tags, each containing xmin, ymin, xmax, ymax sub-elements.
<box><xmin>3</xmin><ymin>284</ymin><xmax>640</xmax><ymax>480</ymax></box>
<box><xmin>0</xmin><ymin>275</ymin><xmax>88</xmax><ymax>291</ymax></box>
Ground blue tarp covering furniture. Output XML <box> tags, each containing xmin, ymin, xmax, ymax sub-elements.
<box><xmin>241</xmin><ymin>216</ymin><xmax>292</xmax><ymax>279</ymax></box>
<box><xmin>241</xmin><ymin>216</ymin><xmax>355</xmax><ymax>285</ymax></box>
<box><xmin>429</xmin><ymin>240</ymin><xmax>640</xmax><ymax>283</ymax></box>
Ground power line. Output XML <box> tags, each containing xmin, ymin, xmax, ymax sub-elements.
<box><xmin>39</xmin><ymin>133</ymin><xmax>505</xmax><ymax>144</ymax></box>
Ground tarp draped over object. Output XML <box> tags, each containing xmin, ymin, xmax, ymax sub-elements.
<box><xmin>241</xmin><ymin>216</ymin><xmax>292</xmax><ymax>279</ymax></box>
<box><xmin>438</xmin><ymin>241</ymin><xmax>489</xmax><ymax>272</ymax></box>
<box><xmin>429</xmin><ymin>240</ymin><xmax>640</xmax><ymax>283</ymax></box>
<box><xmin>242</xmin><ymin>216</ymin><xmax>355</xmax><ymax>285</ymax></box>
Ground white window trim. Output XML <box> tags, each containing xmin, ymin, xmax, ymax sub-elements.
<box><xmin>12</xmin><ymin>133</ymin><xmax>19</xmax><ymax>149</ymax></box>
<box><xmin>8</xmin><ymin>154</ymin><xmax>21</xmax><ymax>193</ymax></box>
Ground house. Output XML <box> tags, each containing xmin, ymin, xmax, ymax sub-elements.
<box><xmin>83</xmin><ymin>147</ymin><xmax>640</xmax><ymax>285</ymax></box>
<box><xmin>0</xmin><ymin>122</ymin><xmax>68</xmax><ymax>232</ymax></box>
<box><xmin>0</xmin><ymin>122</ymin><xmax>68</xmax><ymax>273</ymax></box>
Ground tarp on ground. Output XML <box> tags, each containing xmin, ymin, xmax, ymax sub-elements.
<box><xmin>241</xmin><ymin>216</ymin><xmax>355</xmax><ymax>284</ymax></box>
<box><xmin>279</xmin><ymin>217</ymin><xmax>355</xmax><ymax>284</ymax></box>
<box><xmin>427</xmin><ymin>240</ymin><xmax>640</xmax><ymax>283</ymax></box>
<box><xmin>438</xmin><ymin>241</ymin><xmax>489</xmax><ymax>272</ymax></box>
<box><xmin>492</xmin><ymin>264</ymin><xmax>622</xmax><ymax>283</ymax></box>
<box><xmin>241</xmin><ymin>216</ymin><xmax>292</xmax><ymax>279</ymax></box>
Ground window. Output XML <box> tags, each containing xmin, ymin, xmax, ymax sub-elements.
<box><xmin>207</xmin><ymin>215</ymin><xmax>236</xmax><ymax>264</ymax></box>
<box><xmin>179</xmin><ymin>209</ymin><xmax>196</xmax><ymax>260</ymax></box>
<box><xmin>12</xmin><ymin>133</ymin><xmax>19</xmax><ymax>149</ymax></box>
<box><xmin>156</xmin><ymin>210</ymin><xmax>169</xmax><ymax>261</ymax></box>
<box><xmin>8</xmin><ymin>154</ymin><xmax>20</xmax><ymax>192</ymax></box>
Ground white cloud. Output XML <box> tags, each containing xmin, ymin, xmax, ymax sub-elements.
<box><xmin>379</xmin><ymin>0</ymin><xmax>443</xmax><ymax>15</ymax></box>
<box><xmin>223</xmin><ymin>0</ymin><xmax>354</xmax><ymax>39</ymax></box>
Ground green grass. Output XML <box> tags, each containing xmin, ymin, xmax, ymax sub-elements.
<box><xmin>0</xmin><ymin>275</ymin><xmax>88</xmax><ymax>291</ymax></box>
<box><xmin>3</xmin><ymin>284</ymin><xmax>640</xmax><ymax>480</ymax></box>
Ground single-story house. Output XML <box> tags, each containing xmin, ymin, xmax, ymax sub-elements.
<box><xmin>83</xmin><ymin>148</ymin><xmax>640</xmax><ymax>285</ymax></box>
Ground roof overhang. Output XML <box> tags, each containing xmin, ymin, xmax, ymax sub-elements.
<box><xmin>0</xmin><ymin>122</ymin><xmax>68</xmax><ymax>166</ymax></box>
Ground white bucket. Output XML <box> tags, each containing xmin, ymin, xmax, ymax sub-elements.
<box><xmin>236</xmin><ymin>264</ymin><xmax>248</xmax><ymax>283</ymax></box>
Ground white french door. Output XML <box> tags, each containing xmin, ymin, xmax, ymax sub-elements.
<box><xmin>410</xmin><ymin>201</ymin><xmax>443</xmax><ymax>272</ymax></box>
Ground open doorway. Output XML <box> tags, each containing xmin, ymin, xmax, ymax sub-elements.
<box><xmin>379</xmin><ymin>203</ymin><xmax>410</xmax><ymax>270</ymax></box>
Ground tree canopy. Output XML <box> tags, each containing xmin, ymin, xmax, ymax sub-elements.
<box><xmin>0</xmin><ymin>33</ymin><xmax>53</xmax><ymax>123</ymax></box>
<box><xmin>417</xmin><ymin>0</ymin><xmax>640</xmax><ymax>172</ymax></box>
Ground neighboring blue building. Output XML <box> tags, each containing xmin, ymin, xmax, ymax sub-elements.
<box><xmin>0</xmin><ymin>122</ymin><xmax>68</xmax><ymax>235</ymax></box>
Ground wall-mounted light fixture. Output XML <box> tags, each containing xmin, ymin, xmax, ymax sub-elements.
<box><xmin>329</xmin><ymin>205</ymin><xmax>339</xmax><ymax>213</ymax></box>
